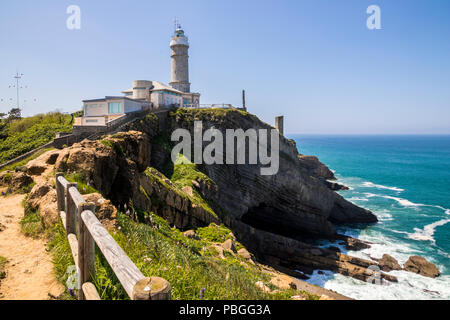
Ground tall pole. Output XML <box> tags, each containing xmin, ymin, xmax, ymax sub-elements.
<box><xmin>13</xmin><ymin>71</ymin><xmax>24</xmax><ymax>109</ymax></box>
<box><xmin>242</xmin><ymin>89</ymin><xmax>246</xmax><ymax>110</ymax></box>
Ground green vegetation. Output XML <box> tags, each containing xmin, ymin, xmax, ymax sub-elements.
<box><xmin>65</xmin><ymin>172</ymin><xmax>98</xmax><ymax>195</ymax></box>
<box><xmin>46</xmin><ymin>210</ymin><xmax>315</xmax><ymax>300</ymax></box>
<box><xmin>20</xmin><ymin>210</ymin><xmax>45</xmax><ymax>238</ymax></box>
<box><xmin>144</xmin><ymin>162</ymin><xmax>218</xmax><ymax>219</ymax></box>
<box><xmin>170</xmin><ymin>107</ymin><xmax>251</xmax><ymax>123</ymax></box>
<box><xmin>100</xmin><ymin>138</ymin><xmax>125</xmax><ymax>157</ymax></box>
<box><xmin>0</xmin><ymin>256</ymin><xmax>7</xmax><ymax>280</ymax></box>
<box><xmin>0</xmin><ymin>112</ymin><xmax>72</xmax><ymax>164</ymax></box>
<box><xmin>0</xmin><ymin>147</ymin><xmax>55</xmax><ymax>172</ymax></box>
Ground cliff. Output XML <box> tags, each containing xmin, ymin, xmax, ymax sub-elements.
<box><xmin>34</xmin><ymin>109</ymin><xmax>396</xmax><ymax>284</ymax></box>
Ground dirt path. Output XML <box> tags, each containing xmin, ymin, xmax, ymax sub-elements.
<box><xmin>0</xmin><ymin>191</ymin><xmax>63</xmax><ymax>300</ymax></box>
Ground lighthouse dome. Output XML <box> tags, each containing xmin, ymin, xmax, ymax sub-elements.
<box><xmin>170</xmin><ymin>27</ymin><xmax>189</xmax><ymax>46</ymax></box>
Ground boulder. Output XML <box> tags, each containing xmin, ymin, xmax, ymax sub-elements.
<box><xmin>82</xmin><ymin>193</ymin><xmax>118</xmax><ymax>229</ymax></box>
<box><xmin>25</xmin><ymin>149</ymin><xmax>61</xmax><ymax>175</ymax></box>
<box><xmin>26</xmin><ymin>181</ymin><xmax>58</xmax><ymax>225</ymax></box>
<box><xmin>183</xmin><ymin>230</ymin><xmax>200</xmax><ymax>240</ymax></box>
<box><xmin>343</xmin><ymin>237</ymin><xmax>371</xmax><ymax>251</ymax></box>
<box><xmin>255</xmin><ymin>281</ymin><xmax>271</xmax><ymax>293</ymax></box>
<box><xmin>181</xmin><ymin>186</ymin><xmax>194</xmax><ymax>197</ymax></box>
<box><xmin>0</xmin><ymin>171</ymin><xmax>34</xmax><ymax>193</ymax></box>
<box><xmin>404</xmin><ymin>256</ymin><xmax>440</xmax><ymax>278</ymax></box>
<box><xmin>237</xmin><ymin>248</ymin><xmax>252</xmax><ymax>260</ymax></box>
<box><xmin>222</xmin><ymin>239</ymin><xmax>236</xmax><ymax>253</ymax></box>
<box><xmin>377</xmin><ymin>254</ymin><xmax>402</xmax><ymax>272</ymax></box>
<box><xmin>270</xmin><ymin>274</ymin><xmax>297</xmax><ymax>290</ymax></box>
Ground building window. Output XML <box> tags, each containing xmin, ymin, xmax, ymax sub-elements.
<box><xmin>108</xmin><ymin>102</ymin><xmax>122</xmax><ymax>114</ymax></box>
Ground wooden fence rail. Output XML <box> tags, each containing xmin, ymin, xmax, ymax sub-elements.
<box><xmin>55</xmin><ymin>173</ymin><xmax>171</xmax><ymax>300</ymax></box>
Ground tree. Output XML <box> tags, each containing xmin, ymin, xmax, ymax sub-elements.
<box><xmin>7</xmin><ymin>108</ymin><xmax>21</xmax><ymax>121</ymax></box>
<box><xmin>0</xmin><ymin>112</ymin><xmax>6</xmax><ymax>119</ymax></box>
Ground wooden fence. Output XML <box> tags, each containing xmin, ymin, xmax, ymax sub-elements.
<box><xmin>55</xmin><ymin>173</ymin><xmax>171</xmax><ymax>300</ymax></box>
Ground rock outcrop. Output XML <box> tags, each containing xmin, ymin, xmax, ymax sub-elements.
<box><xmin>0</xmin><ymin>171</ymin><xmax>34</xmax><ymax>193</ymax></box>
<box><xmin>372</xmin><ymin>254</ymin><xmax>402</xmax><ymax>272</ymax></box>
<box><xmin>48</xmin><ymin>109</ymin><xmax>387</xmax><ymax>284</ymax></box>
<box><xmin>26</xmin><ymin>181</ymin><xmax>58</xmax><ymax>225</ymax></box>
<box><xmin>404</xmin><ymin>256</ymin><xmax>440</xmax><ymax>278</ymax></box>
<box><xmin>169</xmin><ymin>109</ymin><xmax>377</xmax><ymax>240</ymax></box>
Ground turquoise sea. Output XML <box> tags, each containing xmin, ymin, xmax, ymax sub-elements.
<box><xmin>289</xmin><ymin>135</ymin><xmax>450</xmax><ymax>300</ymax></box>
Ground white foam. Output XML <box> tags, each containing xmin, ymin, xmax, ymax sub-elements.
<box><xmin>407</xmin><ymin>219</ymin><xmax>450</xmax><ymax>244</ymax></box>
<box><xmin>363</xmin><ymin>193</ymin><xmax>446</xmax><ymax>209</ymax></box>
<box><xmin>306</xmin><ymin>230</ymin><xmax>450</xmax><ymax>300</ymax></box>
<box><xmin>362</xmin><ymin>181</ymin><xmax>404</xmax><ymax>192</ymax></box>
<box><xmin>307</xmin><ymin>270</ymin><xmax>450</xmax><ymax>300</ymax></box>
<box><xmin>348</xmin><ymin>197</ymin><xmax>369</xmax><ymax>202</ymax></box>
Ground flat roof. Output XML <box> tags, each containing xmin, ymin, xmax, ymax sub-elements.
<box><xmin>82</xmin><ymin>96</ymin><xmax>150</xmax><ymax>103</ymax></box>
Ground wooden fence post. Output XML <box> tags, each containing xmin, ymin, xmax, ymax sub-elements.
<box><xmin>132</xmin><ymin>277</ymin><xmax>171</xmax><ymax>300</ymax></box>
<box><xmin>77</xmin><ymin>202</ymin><xmax>96</xmax><ymax>300</ymax></box>
<box><xmin>65</xmin><ymin>183</ymin><xmax>78</xmax><ymax>235</ymax></box>
<box><xmin>55</xmin><ymin>173</ymin><xmax>65</xmax><ymax>212</ymax></box>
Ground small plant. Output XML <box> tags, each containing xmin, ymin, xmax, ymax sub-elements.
<box><xmin>65</xmin><ymin>172</ymin><xmax>98</xmax><ymax>194</ymax></box>
<box><xmin>0</xmin><ymin>256</ymin><xmax>7</xmax><ymax>280</ymax></box>
<box><xmin>20</xmin><ymin>210</ymin><xmax>45</xmax><ymax>238</ymax></box>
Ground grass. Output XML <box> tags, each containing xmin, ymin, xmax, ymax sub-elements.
<box><xmin>65</xmin><ymin>172</ymin><xmax>98</xmax><ymax>195</ymax></box>
<box><xmin>170</xmin><ymin>107</ymin><xmax>250</xmax><ymax>124</ymax></box>
<box><xmin>0</xmin><ymin>256</ymin><xmax>7</xmax><ymax>281</ymax></box>
<box><xmin>144</xmin><ymin>165</ymin><xmax>218</xmax><ymax>220</ymax></box>
<box><xmin>46</xmin><ymin>210</ymin><xmax>316</xmax><ymax>300</ymax></box>
<box><xmin>0</xmin><ymin>112</ymin><xmax>72</xmax><ymax>163</ymax></box>
<box><xmin>0</xmin><ymin>147</ymin><xmax>54</xmax><ymax>172</ymax></box>
<box><xmin>20</xmin><ymin>210</ymin><xmax>45</xmax><ymax>239</ymax></box>
<box><xmin>169</xmin><ymin>155</ymin><xmax>219</xmax><ymax>218</ymax></box>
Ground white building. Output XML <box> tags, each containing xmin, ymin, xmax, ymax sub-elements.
<box><xmin>122</xmin><ymin>80</ymin><xmax>184</xmax><ymax>109</ymax></box>
<box><xmin>75</xmin><ymin>23</ymin><xmax>200</xmax><ymax>127</ymax></box>
<box><xmin>76</xmin><ymin>96</ymin><xmax>150</xmax><ymax>126</ymax></box>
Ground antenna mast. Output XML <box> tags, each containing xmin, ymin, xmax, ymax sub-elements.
<box><xmin>13</xmin><ymin>71</ymin><xmax>24</xmax><ymax>109</ymax></box>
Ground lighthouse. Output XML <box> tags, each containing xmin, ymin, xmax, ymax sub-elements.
<box><xmin>170</xmin><ymin>23</ymin><xmax>190</xmax><ymax>93</ymax></box>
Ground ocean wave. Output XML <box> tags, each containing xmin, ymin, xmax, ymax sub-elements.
<box><xmin>363</xmin><ymin>193</ymin><xmax>449</xmax><ymax>211</ymax></box>
<box><xmin>348</xmin><ymin>197</ymin><xmax>369</xmax><ymax>202</ymax></box>
<box><xmin>361</xmin><ymin>181</ymin><xmax>404</xmax><ymax>192</ymax></box>
<box><xmin>407</xmin><ymin>219</ymin><xmax>450</xmax><ymax>244</ymax></box>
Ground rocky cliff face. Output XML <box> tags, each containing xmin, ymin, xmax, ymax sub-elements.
<box><xmin>168</xmin><ymin>109</ymin><xmax>377</xmax><ymax>239</ymax></box>
<box><xmin>48</xmin><ymin>109</ymin><xmax>389</xmax><ymax>283</ymax></box>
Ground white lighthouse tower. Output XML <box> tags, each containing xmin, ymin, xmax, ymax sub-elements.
<box><xmin>170</xmin><ymin>23</ymin><xmax>190</xmax><ymax>93</ymax></box>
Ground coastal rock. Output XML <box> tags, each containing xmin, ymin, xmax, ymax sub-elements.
<box><xmin>222</xmin><ymin>239</ymin><xmax>236</xmax><ymax>253</ymax></box>
<box><xmin>338</xmin><ymin>235</ymin><xmax>371</xmax><ymax>251</ymax></box>
<box><xmin>82</xmin><ymin>193</ymin><xmax>118</xmax><ymax>229</ymax></box>
<box><xmin>169</xmin><ymin>109</ymin><xmax>377</xmax><ymax>239</ymax></box>
<box><xmin>270</xmin><ymin>274</ymin><xmax>297</xmax><ymax>290</ymax></box>
<box><xmin>255</xmin><ymin>281</ymin><xmax>271</xmax><ymax>293</ymax></box>
<box><xmin>375</xmin><ymin>254</ymin><xmax>402</xmax><ymax>272</ymax></box>
<box><xmin>297</xmin><ymin>155</ymin><xmax>336</xmax><ymax>180</ymax></box>
<box><xmin>26</xmin><ymin>181</ymin><xmax>58</xmax><ymax>225</ymax></box>
<box><xmin>25</xmin><ymin>149</ymin><xmax>61</xmax><ymax>175</ymax></box>
<box><xmin>0</xmin><ymin>171</ymin><xmax>34</xmax><ymax>193</ymax></box>
<box><xmin>325</xmin><ymin>181</ymin><xmax>350</xmax><ymax>191</ymax></box>
<box><xmin>404</xmin><ymin>256</ymin><xmax>440</xmax><ymax>278</ymax></box>
<box><xmin>237</xmin><ymin>248</ymin><xmax>252</xmax><ymax>260</ymax></box>
<box><xmin>183</xmin><ymin>230</ymin><xmax>200</xmax><ymax>240</ymax></box>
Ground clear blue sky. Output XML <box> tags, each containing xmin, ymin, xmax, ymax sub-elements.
<box><xmin>1</xmin><ymin>0</ymin><xmax>449</xmax><ymax>134</ymax></box>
